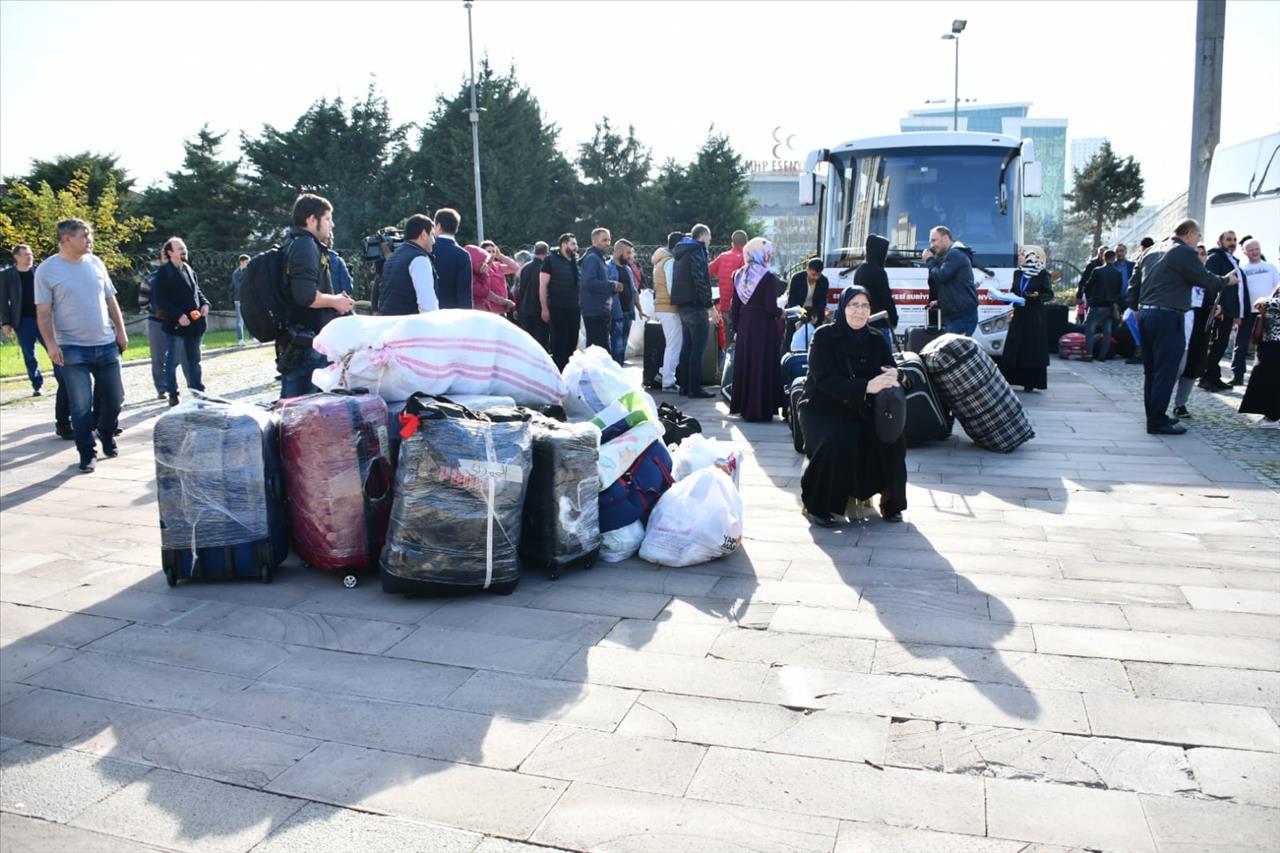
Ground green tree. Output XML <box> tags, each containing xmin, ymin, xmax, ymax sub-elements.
<box><xmin>657</xmin><ymin>130</ymin><xmax>758</xmax><ymax>240</ymax></box>
<box><xmin>409</xmin><ymin>61</ymin><xmax>579</xmax><ymax>248</ymax></box>
<box><xmin>139</xmin><ymin>125</ymin><xmax>252</xmax><ymax>251</ymax></box>
<box><xmin>240</xmin><ymin>85</ymin><xmax>409</xmax><ymax>249</ymax></box>
<box><xmin>0</xmin><ymin>169</ymin><xmax>153</xmax><ymax>269</ymax></box>
<box><xmin>575</xmin><ymin>118</ymin><xmax>659</xmax><ymax>242</ymax></box>
<box><xmin>10</xmin><ymin>151</ymin><xmax>136</xmax><ymax>206</ymax></box>
<box><xmin>1065</xmin><ymin>141</ymin><xmax>1144</xmax><ymax>251</ymax></box>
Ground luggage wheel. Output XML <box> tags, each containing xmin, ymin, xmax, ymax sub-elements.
<box><xmin>342</xmin><ymin>574</ymin><xmax>359</xmax><ymax>589</ymax></box>
<box><xmin>164</xmin><ymin>565</ymin><xmax>177</xmax><ymax>588</ymax></box>
<box><xmin>260</xmin><ymin>563</ymin><xmax>273</xmax><ymax>584</ymax></box>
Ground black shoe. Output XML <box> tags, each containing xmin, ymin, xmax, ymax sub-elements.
<box><xmin>157</xmin><ymin>391</ymin><xmax>167</xmax><ymax>400</ymax></box>
<box><xmin>99</xmin><ymin>439</ymin><xmax>118</xmax><ymax>458</ymax></box>
<box><xmin>1148</xmin><ymin>423</ymin><xmax>1188</xmax><ymax>435</ymax></box>
<box><xmin>687</xmin><ymin>390</ymin><xmax>714</xmax><ymax>399</ymax></box>
<box><xmin>78</xmin><ymin>454</ymin><xmax>96</xmax><ymax>473</ymax></box>
<box><xmin>168</xmin><ymin>394</ymin><xmax>180</xmax><ymax>407</ymax></box>
<box><xmin>32</xmin><ymin>389</ymin><xmax>42</xmax><ymax>397</ymax></box>
<box><xmin>1199</xmin><ymin>379</ymin><xmax>1230</xmax><ymax>392</ymax></box>
<box><xmin>1229</xmin><ymin>376</ymin><xmax>1243</xmax><ymax>387</ymax></box>
<box><xmin>1172</xmin><ymin>406</ymin><xmax>1190</xmax><ymax>419</ymax></box>
<box><xmin>804</xmin><ymin>509</ymin><xmax>838</xmax><ymax>528</ymax></box>
<box><xmin>1124</xmin><ymin>357</ymin><xmax>1142</xmax><ymax>365</ymax></box>
<box><xmin>883</xmin><ymin>512</ymin><xmax>904</xmax><ymax>523</ymax></box>
<box><xmin>56</xmin><ymin>425</ymin><xmax>74</xmax><ymax>440</ymax></box>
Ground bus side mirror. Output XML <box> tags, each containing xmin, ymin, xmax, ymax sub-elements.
<box><xmin>1023</xmin><ymin>162</ymin><xmax>1043</xmax><ymax>197</ymax></box>
<box><xmin>799</xmin><ymin>171</ymin><xmax>817</xmax><ymax>206</ymax></box>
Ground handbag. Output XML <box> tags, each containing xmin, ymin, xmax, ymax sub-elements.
<box><xmin>1253</xmin><ymin>305</ymin><xmax>1266</xmax><ymax>346</ymax></box>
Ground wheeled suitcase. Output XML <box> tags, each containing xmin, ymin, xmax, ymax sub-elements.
<box><xmin>894</xmin><ymin>351</ymin><xmax>953</xmax><ymax>446</ymax></box>
<box><xmin>381</xmin><ymin>397</ymin><xmax>532</xmax><ymax>596</ymax></box>
<box><xmin>780</xmin><ymin>352</ymin><xmax>809</xmax><ymax>418</ymax></box>
<box><xmin>906</xmin><ymin>308</ymin><xmax>945</xmax><ymax>354</ymax></box>
<box><xmin>703</xmin><ymin>318</ymin><xmax>721</xmax><ymax>387</ymax></box>
<box><xmin>643</xmin><ymin>322</ymin><xmax>665</xmax><ymax>388</ymax></box>
<box><xmin>788</xmin><ymin>376</ymin><xmax>807</xmax><ymax>453</ymax></box>
<box><xmin>278</xmin><ymin>391</ymin><xmax>394</xmax><ymax>589</ymax></box>
<box><xmin>521</xmin><ymin>417</ymin><xmax>601</xmax><ymax>578</ymax></box>
<box><xmin>154</xmin><ymin>399</ymin><xmax>288</xmax><ymax>586</ymax></box>
<box><xmin>1058</xmin><ymin>332</ymin><xmax>1087</xmax><ymax>360</ymax></box>
<box><xmin>921</xmin><ymin>334</ymin><xmax>1035</xmax><ymax>453</ymax></box>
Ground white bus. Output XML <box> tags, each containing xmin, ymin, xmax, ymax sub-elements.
<box><xmin>1204</xmin><ymin>131</ymin><xmax>1279</xmax><ymax>255</ymax></box>
<box><xmin>798</xmin><ymin>132</ymin><xmax>1044</xmax><ymax>355</ymax></box>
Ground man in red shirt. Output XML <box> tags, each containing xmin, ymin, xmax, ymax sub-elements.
<box><xmin>708</xmin><ymin>230</ymin><xmax>748</xmax><ymax>344</ymax></box>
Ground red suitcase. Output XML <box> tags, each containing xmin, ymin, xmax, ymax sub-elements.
<box><xmin>278</xmin><ymin>391</ymin><xmax>394</xmax><ymax>588</ymax></box>
<box><xmin>1058</xmin><ymin>332</ymin><xmax>1087</xmax><ymax>360</ymax></box>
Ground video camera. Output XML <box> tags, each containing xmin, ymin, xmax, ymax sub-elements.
<box><xmin>362</xmin><ymin>227</ymin><xmax>404</xmax><ymax>260</ymax></box>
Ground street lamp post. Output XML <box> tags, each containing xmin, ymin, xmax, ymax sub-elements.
<box><xmin>465</xmin><ymin>0</ymin><xmax>485</xmax><ymax>242</ymax></box>
<box><xmin>941</xmin><ymin>19</ymin><xmax>967</xmax><ymax>132</ymax></box>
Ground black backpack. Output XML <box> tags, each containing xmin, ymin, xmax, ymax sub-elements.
<box><xmin>658</xmin><ymin>402</ymin><xmax>702</xmax><ymax>447</ymax></box>
<box><xmin>239</xmin><ymin>240</ymin><xmax>294</xmax><ymax>343</ymax></box>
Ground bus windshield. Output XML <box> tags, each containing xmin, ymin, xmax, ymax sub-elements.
<box><xmin>824</xmin><ymin>146</ymin><xmax>1020</xmax><ymax>270</ymax></box>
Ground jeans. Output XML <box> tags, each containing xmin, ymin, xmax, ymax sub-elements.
<box><xmin>1232</xmin><ymin>313</ymin><xmax>1256</xmax><ymax>380</ymax></box>
<box><xmin>1138</xmin><ymin>308</ymin><xmax>1186</xmax><ymax>429</ymax></box>
<box><xmin>14</xmin><ymin>315</ymin><xmax>45</xmax><ymax>392</ymax></box>
<box><xmin>942</xmin><ymin>309</ymin><xmax>978</xmax><ymax>336</ymax></box>
<box><xmin>656</xmin><ymin>311</ymin><xmax>683</xmax><ymax>386</ymax></box>
<box><xmin>60</xmin><ymin>343</ymin><xmax>124</xmax><ymax>457</ymax></box>
<box><xmin>280</xmin><ymin>345</ymin><xmax>328</xmax><ymax>399</ymax></box>
<box><xmin>1084</xmin><ymin>306</ymin><xmax>1114</xmax><ymax>360</ymax></box>
<box><xmin>164</xmin><ymin>333</ymin><xmax>204</xmax><ymax>395</ymax></box>
<box><xmin>234</xmin><ymin>300</ymin><xmax>245</xmax><ymax>344</ymax></box>
<box><xmin>678</xmin><ymin>306</ymin><xmax>710</xmax><ymax>393</ymax></box>
<box><xmin>609</xmin><ymin>315</ymin><xmax>632</xmax><ymax>365</ymax></box>
<box><xmin>582</xmin><ymin>315</ymin><xmax>610</xmax><ymax>352</ymax></box>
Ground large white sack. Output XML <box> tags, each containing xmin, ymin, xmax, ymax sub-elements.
<box><xmin>311</xmin><ymin>311</ymin><xmax>567</xmax><ymax>405</ymax></box>
<box><xmin>639</xmin><ymin>467</ymin><xmax>742</xmax><ymax>567</ymax></box>
<box><xmin>600</xmin><ymin>520</ymin><xmax>644</xmax><ymax>563</ymax></box>
<box><xmin>670</xmin><ymin>434</ymin><xmax>743</xmax><ymax>489</ymax></box>
<box><xmin>562</xmin><ymin>346</ymin><xmax>654</xmax><ymax>420</ymax></box>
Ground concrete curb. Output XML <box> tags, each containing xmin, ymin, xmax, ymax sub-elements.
<box><xmin>0</xmin><ymin>341</ymin><xmax>272</xmax><ymax>385</ymax></box>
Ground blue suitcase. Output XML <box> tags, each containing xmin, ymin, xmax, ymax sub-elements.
<box><xmin>154</xmin><ymin>399</ymin><xmax>289</xmax><ymax>585</ymax></box>
<box><xmin>780</xmin><ymin>352</ymin><xmax>809</xmax><ymax>418</ymax></box>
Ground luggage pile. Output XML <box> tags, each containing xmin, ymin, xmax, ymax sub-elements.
<box><xmin>920</xmin><ymin>334</ymin><xmax>1035</xmax><ymax>453</ymax></box>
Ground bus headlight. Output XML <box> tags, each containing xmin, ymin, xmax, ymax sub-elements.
<box><xmin>980</xmin><ymin>310</ymin><xmax>1013</xmax><ymax>335</ymax></box>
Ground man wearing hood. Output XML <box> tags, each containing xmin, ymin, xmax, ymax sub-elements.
<box><xmin>649</xmin><ymin>232</ymin><xmax>682</xmax><ymax>390</ymax></box>
<box><xmin>670</xmin><ymin>224</ymin><xmax>717</xmax><ymax>398</ymax></box>
<box><xmin>923</xmin><ymin>226</ymin><xmax>979</xmax><ymax>336</ymax></box>
<box><xmin>854</xmin><ymin>234</ymin><xmax>897</xmax><ymax>349</ymax></box>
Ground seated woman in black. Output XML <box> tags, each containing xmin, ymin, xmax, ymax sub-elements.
<box><xmin>798</xmin><ymin>285</ymin><xmax>908</xmax><ymax>526</ymax></box>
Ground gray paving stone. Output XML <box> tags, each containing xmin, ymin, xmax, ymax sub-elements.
<box><xmin>617</xmin><ymin>690</ymin><xmax>888</xmax><ymax>764</ymax></box>
<box><xmin>0</xmin><ymin>574</ymin><xmax>80</xmax><ymax>605</ymax></box>
<box><xmin>519</xmin><ymin>728</ymin><xmax>705</xmax><ymax>796</ymax></box>
<box><xmin>287</xmin><ymin>587</ymin><xmax>446</xmax><ymax>624</ymax></box>
<box><xmin>207</xmin><ymin>682</ymin><xmax>548</xmax><ymax>771</ymax></box>
<box><xmin>707</xmin><ymin>628</ymin><xmax>877</xmax><ymax>672</ymax></box>
<box><xmin>386</xmin><ymin>624</ymin><xmax>582</xmax><ymax>678</ymax></box>
<box><xmin>1125</xmin><ymin>661</ymin><xmax>1280</xmax><ymax>713</ymax></box>
<box><xmin>557</xmin><ymin>646</ymin><xmax>769</xmax><ymax>702</ymax></box>
<box><xmin>252</xmin><ymin>801</ymin><xmax>481</xmax><ymax>853</ymax></box>
<box><xmin>1119</xmin><ymin>605</ymin><xmax>1280</xmax><ymax>639</ymax></box>
<box><xmin>266</xmin><ymin>741</ymin><xmax>566</xmax><ymax>838</ymax></box>
<box><xmin>531</xmin><ymin>780</ymin><xmax>839</xmax><ymax>853</ymax></box>
<box><xmin>555</xmin><ymin>564</ymin><xmax>722</xmax><ymax>597</ymax></box>
<box><xmin>597</xmin><ymin>618</ymin><xmax>722</xmax><ymax>656</ymax></box>
<box><xmin>442</xmin><ymin>670</ymin><xmax>637</xmax><ymax>732</ymax></box>
<box><xmin>1086</xmin><ymin>692</ymin><xmax>1280</xmax><ymax>751</ymax></box>
<box><xmin>0</xmin><ymin>603</ymin><xmax>127</xmax><ymax>648</ymax></box>
<box><xmin>0</xmin><ymin>640</ymin><xmax>75</xmax><ymax>684</ymax></box>
<box><xmin>523</xmin><ymin>586</ymin><xmax>672</xmax><ymax>620</ymax></box>
<box><xmin>1181</xmin><ymin>585</ymin><xmax>1280</xmax><ymax>615</ymax></box>
<box><xmin>25</xmin><ymin>651</ymin><xmax>254</xmax><ymax>715</ymax></box>
<box><xmin>1187</xmin><ymin>747</ymin><xmax>1280</xmax><ymax>808</ymax></box>
<box><xmin>420</xmin><ymin>600</ymin><xmax>618</xmax><ymax>645</ymax></box>
<box><xmin>685</xmin><ymin>746</ymin><xmax>985</xmax><ymax>835</ymax></box>
<box><xmin>834</xmin><ymin>820</ymin><xmax>1024</xmax><ymax>853</ymax></box>
<box><xmin>871</xmin><ymin>641</ymin><xmax>1132</xmax><ymax>693</ymax></box>
<box><xmin>885</xmin><ymin>719</ymin><xmax>1195</xmax><ymax>795</ymax></box>
<box><xmin>1140</xmin><ymin>794</ymin><xmax>1280</xmax><ymax>853</ymax></box>
<box><xmin>0</xmin><ymin>681</ymin><xmax>35</xmax><ymax>707</ymax></box>
<box><xmin>257</xmin><ymin>646</ymin><xmax>474</xmax><ymax>707</ymax></box>
<box><xmin>988</xmin><ymin>596</ymin><xmax>1129</xmax><ymax>629</ymax></box>
<box><xmin>657</xmin><ymin>595</ymin><xmax>778</xmax><ymax>629</ymax></box>
<box><xmin>0</xmin><ymin>735</ymin><xmax>22</xmax><ymax>753</ymax></box>
<box><xmin>29</xmin><ymin>585</ymin><xmax>211</xmax><ymax>626</ymax></box>
<box><xmin>770</xmin><ymin>604</ymin><xmax>1036</xmax><ymax>651</ymax></box>
<box><xmin>1034</xmin><ymin>625</ymin><xmax>1280</xmax><ymax>670</ymax></box>
<box><xmin>70</xmin><ymin>767</ymin><xmax>305</xmax><ymax>853</ymax></box>
<box><xmin>473</xmin><ymin>839</ymin><xmax>569</xmax><ymax>853</ymax></box>
<box><xmin>0</xmin><ymin>811</ymin><xmax>169</xmax><ymax>853</ymax></box>
<box><xmin>960</xmin><ymin>574</ymin><xmax>1187</xmax><ymax>606</ymax></box>
<box><xmin>83</xmin><ymin>623</ymin><xmax>293</xmax><ymax>678</ymax></box>
<box><xmin>0</xmin><ymin>742</ymin><xmax>150</xmax><ymax>823</ymax></box>
<box><xmin>985</xmin><ymin>777</ymin><xmax>1155</xmax><ymax>852</ymax></box>
<box><xmin>180</xmin><ymin>603</ymin><xmax>413</xmax><ymax>655</ymax></box>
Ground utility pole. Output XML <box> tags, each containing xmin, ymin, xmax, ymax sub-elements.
<box><xmin>952</xmin><ymin>36</ymin><xmax>959</xmax><ymax>132</ymax></box>
<box><xmin>1187</xmin><ymin>0</ymin><xmax>1224</xmax><ymax>224</ymax></box>
<box><xmin>465</xmin><ymin>1</ymin><xmax>485</xmax><ymax>242</ymax></box>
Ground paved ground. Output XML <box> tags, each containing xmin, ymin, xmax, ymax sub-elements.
<box><xmin>1</xmin><ymin>345</ymin><xmax>1277</xmax><ymax>853</ymax></box>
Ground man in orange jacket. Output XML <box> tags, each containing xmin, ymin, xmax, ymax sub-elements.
<box><xmin>708</xmin><ymin>229</ymin><xmax>748</xmax><ymax>344</ymax></box>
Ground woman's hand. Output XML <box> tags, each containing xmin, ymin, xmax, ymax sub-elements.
<box><xmin>866</xmin><ymin>367</ymin><xmax>900</xmax><ymax>395</ymax></box>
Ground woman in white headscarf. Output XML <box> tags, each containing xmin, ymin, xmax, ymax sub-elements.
<box><xmin>999</xmin><ymin>245</ymin><xmax>1052</xmax><ymax>392</ymax></box>
<box><xmin>729</xmin><ymin>237</ymin><xmax>785</xmax><ymax>421</ymax></box>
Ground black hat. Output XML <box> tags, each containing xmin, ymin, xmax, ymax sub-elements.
<box><xmin>873</xmin><ymin>385</ymin><xmax>907</xmax><ymax>444</ymax></box>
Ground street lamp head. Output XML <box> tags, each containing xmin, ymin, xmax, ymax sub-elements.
<box><xmin>952</xmin><ymin>19</ymin><xmax>967</xmax><ymax>33</ymax></box>
<box><xmin>941</xmin><ymin>33</ymin><xmax>955</xmax><ymax>40</ymax></box>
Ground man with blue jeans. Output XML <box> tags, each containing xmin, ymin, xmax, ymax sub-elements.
<box><xmin>671</xmin><ymin>224</ymin><xmax>719</xmax><ymax>398</ymax></box>
<box><xmin>579</xmin><ymin>228</ymin><xmax>618</xmax><ymax>353</ymax></box>
<box><xmin>278</xmin><ymin>194</ymin><xmax>354</xmax><ymax>399</ymax></box>
<box><xmin>35</xmin><ymin>219</ymin><xmax>128</xmax><ymax>473</ymax></box>
<box><xmin>1131</xmin><ymin>218</ymin><xmax>1237</xmax><ymax>435</ymax></box>
<box><xmin>923</xmin><ymin>225</ymin><xmax>979</xmax><ymax>336</ymax></box>
<box><xmin>608</xmin><ymin>239</ymin><xmax>640</xmax><ymax>365</ymax></box>
<box><xmin>232</xmin><ymin>254</ymin><xmax>249</xmax><ymax>345</ymax></box>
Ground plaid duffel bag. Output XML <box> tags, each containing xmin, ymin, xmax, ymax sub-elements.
<box><xmin>920</xmin><ymin>334</ymin><xmax>1034</xmax><ymax>453</ymax></box>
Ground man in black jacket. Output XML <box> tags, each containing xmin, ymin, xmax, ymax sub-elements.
<box><xmin>1075</xmin><ymin>245</ymin><xmax>1109</xmax><ymax>302</ymax></box>
<box><xmin>430</xmin><ymin>208</ymin><xmax>473</xmax><ymax>310</ymax></box>
<box><xmin>923</xmin><ymin>226</ymin><xmax>979</xmax><ymax>335</ymax></box>
<box><xmin>671</xmin><ymin>223</ymin><xmax>717</xmax><ymax>398</ymax></box>
<box><xmin>517</xmin><ymin>241</ymin><xmax>550</xmax><ymax>351</ymax></box>
<box><xmin>1200</xmin><ymin>230</ymin><xmax>1247</xmax><ymax>390</ymax></box>
<box><xmin>1</xmin><ymin>244</ymin><xmax>46</xmax><ymax>397</ymax></box>
<box><xmin>787</xmin><ymin>258</ymin><xmax>829</xmax><ymax>321</ymax></box>
<box><xmin>1082</xmin><ymin>250</ymin><xmax>1122</xmax><ymax>361</ymax></box>
<box><xmin>540</xmin><ymin>233</ymin><xmax>581</xmax><ymax>371</ymax></box>
<box><xmin>854</xmin><ymin>234</ymin><xmax>897</xmax><ymax>348</ymax></box>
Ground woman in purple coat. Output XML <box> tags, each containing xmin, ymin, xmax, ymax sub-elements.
<box><xmin>729</xmin><ymin>238</ymin><xmax>784</xmax><ymax>421</ymax></box>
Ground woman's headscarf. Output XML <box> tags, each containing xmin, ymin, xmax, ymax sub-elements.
<box><xmin>834</xmin><ymin>285</ymin><xmax>873</xmax><ymax>335</ymax></box>
<box><xmin>1019</xmin><ymin>246</ymin><xmax>1045</xmax><ymax>277</ymax></box>
<box><xmin>733</xmin><ymin>237</ymin><xmax>774</xmax><ymax>304</ymax></box>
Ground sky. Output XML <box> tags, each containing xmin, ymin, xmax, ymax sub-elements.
<box><xmin>2</xmin><ymin>0</ymin><xmax>1277</xmax><ymax>206</ymax></box>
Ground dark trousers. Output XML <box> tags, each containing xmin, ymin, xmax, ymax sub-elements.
<box><xmin>14</xmin><ymin>315</ymin><xmax>44</xmax><ymax>392</ymax></box>
<box><xmin>519</xmin><ymin>314</ymin><xmax>550</xmax><ymax>353</ymax></box>
<box><xmin>1232</xmin><ymin>313</ymin><xmax>1256</xmax><ymax>380</ymax></box>
<box><xmin>1083</xmin><ymin>306</ymin><xmax>1114</xmax><ymax>360</ymax></box>
<box><xmin>1202</xmin><ymin>314</ymin><xmax>1234</xmax><ymax>382</ymax></box>
<box><xmin>548</xmin><ymin>309</ymin><xmax>580</xmax><ymax>372</ymax></box>
<box><xmin>60</xmin><ymin>343</ymin><xmax>124</xmax><ymax>457</ymax></box>
<box><xmin>280</xmin><ymin>345</ymin><xmax>328</xmax><ymax>400</ymax></box>
<box><xmin>583</xmin><ymin>315</ymin><xmax>610</xmax><ymax>352</ymax></box>
<box><xmin>678</xmin><ymin>306</ymin><xmax>710</xmax><ymax>393</ymax></box>
<box><xmin>164</xmin><ymin>333</ymin><xmax>204</xmax><ymax>395</ymax></box>
<box><xmin>1139</xmin><ymin>308</ymin><xmax>1186</xmax><ymax>430</ymax></box>
<box><xmin>609</xmin><ymin>315</ymin><xmax>632</xmax><ymax>365</ymax></box>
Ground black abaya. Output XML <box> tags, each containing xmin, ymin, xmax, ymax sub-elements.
<box><xmin>999</xmin><ymin>270</ymin><xmax>1051</xmax><ymax>390</ymax></box>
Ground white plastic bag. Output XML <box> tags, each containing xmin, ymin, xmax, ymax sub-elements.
<box><xmin>562</xmin><ymin>346</ymin><xmax>651</xmax><ymax>420</ymax></box>
<box><xmin>600</xmin><ymin>520</ymin><xmax>645</xmax><ymax>562</ymax></box>
<box><xmin>640</xmin><ymin>467</ymin><xmax>743</xmax><ymax>567</ymax></box>
<box><xmin>598</xmin><ymin>421</ymin><xmax>663</xmax><ymax>489</ymax></box>
<box><xmin>670</xmin><ymin>434</ymin><xmax>742</xmax><ymax>489</ymax></box>
<box><xmin>626</xmin><ymin>311</ymin><xmax>646</xmax><ymax>359</ymax></box>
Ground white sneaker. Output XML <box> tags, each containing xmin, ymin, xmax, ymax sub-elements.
<box><xmin>1258</xmin><ymin>419</ymin><xmax>1280</xmax><ymax>429</ymax></box>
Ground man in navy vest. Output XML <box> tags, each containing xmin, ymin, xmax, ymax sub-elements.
<box><xmin>430</xmin><ymin>208</ymin><xmax>473</xmax><ymax>309</ymax></box>
<box><xmin>377</xmin><ymin>214</ymin><xmax>439</xmax><ymax>315</ymax></box>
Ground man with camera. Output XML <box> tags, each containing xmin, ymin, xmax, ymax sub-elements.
<box><xmin>377</xmin><ymin>214</ymin><xmax>439</xmax><ymax>315</ymax></box>
<box><xmin>278</xmin><ymin>193</ymin><xmax>354</xmax><ymax>398</ymax></box>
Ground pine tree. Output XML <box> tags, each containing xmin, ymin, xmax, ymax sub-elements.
<box><xmin>658</xmin><ymin>130</ymin><xmax>758</xmax><ymax>241</ymax></box>
<box><xmin>576</xmin><ymin>118</ymin><xmax>659</xmax><ymax>242</ymax></box>
<box><xmin>1065</xmin><ymin>141</ymin><xmax>1144</xmax><ymax>251</ymax></box>
<box><xmin>140</xmin><ymin>126</ymin><xmax>251</xmax><ymax>251</ymax></box>
<box><xmin>10</xmin><ymin>152</ymin><xmax>136</xmax><ymax>206</ymax></box>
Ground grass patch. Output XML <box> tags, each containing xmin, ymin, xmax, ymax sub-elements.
<box><xmin>0</xmin><ymin>328</ymin><xmax>246</xmax><ymax>378</ymax></box>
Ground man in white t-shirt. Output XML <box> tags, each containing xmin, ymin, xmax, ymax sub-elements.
<box><xmin>1235</xmin><ymin>238</ymin><xmax>1279</xmax><ymax>383</ymax></box>
<box><xmin>34</xmin><ymin>218</ymin><xmax>129</xmax><ymax>473</ymax></box>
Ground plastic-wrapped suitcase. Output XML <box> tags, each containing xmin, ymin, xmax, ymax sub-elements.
<box><xmin>381</xmin><ymin>397</ymin><xmax>532</xmax><ymax>596</ymax></box>
<box><xmin>278</xmin><ymin>391</ymin><xmax>393</xmax><ymax>588</ymax></box>
<box><xmin>520</xmin><ymin>417</ymin><xmax>601</xmax><ymax>578</ymax></box>
<box><xmin>894</xmin><ymin>351</ymin><xmax>953</xmax><ymax>446</ymax></box>
<box><xmin>921</xmin><ymin>334</ymin><xmax>1035</xmax><ymax>453</ymax></box>
<box><xmin>1058</xmin><ymin>332</ymin><xmax>1087</xmax><ymax>360</ymax></box>
<box><xmin>154</xmin><ymin>399</ymin><xmax>288</xmax><ymax>586</ymax></box>
<box><xmin>788</xmin><ymin>376</ymin><xmax>807</xmax><ymax>453</ymax></box>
